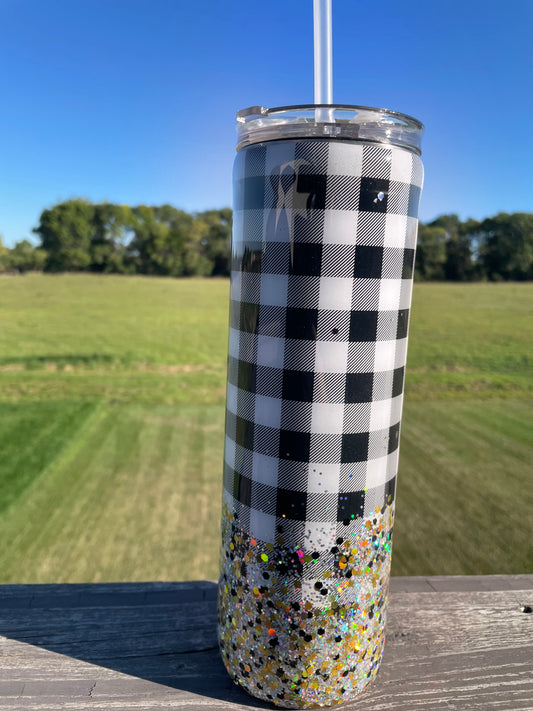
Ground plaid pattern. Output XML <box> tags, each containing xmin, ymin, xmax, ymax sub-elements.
<box><xmin>223</xmin><ymin>139</ymin><xmax>423</xmax><ymax>572</ymax></box>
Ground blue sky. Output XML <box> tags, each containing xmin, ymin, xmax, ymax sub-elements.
<box><xmin>1</xmin><ymin>0</ymin><xmax>531</xmax><ymax>246</ymax></box>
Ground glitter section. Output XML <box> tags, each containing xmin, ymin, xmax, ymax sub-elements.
<box><xmin>218</xmin><ymin>503</ymin><xmax>394</xmax><ymax>707</ymax></box>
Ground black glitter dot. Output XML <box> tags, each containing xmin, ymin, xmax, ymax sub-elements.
<box><xmin>336</xmin><ymin>537</ymin><xmax>344</xmax><ymax>544</ymax></box>
<box><xmin>342</xmin><ymin>518</ymin><xmax>350</xmax><ymax>526</ymax></box>
<box><xmin>330</xmin><ymin>546</ymin><xmax>339</xmax><ymax>554</ymax></box>
<box><xmin>304</xmin><ymin>634</ymin><xmax>312</xmax><ymax>642</ymax></box>
<box><xmin>317</xmin><ymin>628</ymin><xmax>325</xmax><ymax>635</ymax></box>
<box><xmin>320</xmin><ymin>588</ymin><xmax>327</xmax><ymax>595</ymax></box>
<box><xmin>335</xmin><ymin>635</ymin><xmax>342</xmax><ymax>642</ymax></box>
<box><xmin>314</xmin><ymin>581</ymin><xmax>323</xmax><ymax>590</ymax></box>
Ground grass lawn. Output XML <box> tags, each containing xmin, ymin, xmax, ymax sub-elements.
<box><xmin>0</xmin><ymin>275</ymin><xmax>531</xmax><ymax>582</ymax></box>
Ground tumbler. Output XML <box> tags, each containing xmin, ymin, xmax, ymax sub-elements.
<box><xmin>218</xmin><ymin>105</ymin><xmax>424</xmax><ymax>707</ymax></box>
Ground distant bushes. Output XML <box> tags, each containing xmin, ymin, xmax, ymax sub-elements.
<box><xmin>1</xmin><ymin>199</ymin><xmax>532</xmax><ymax>280</ymax></box>
<box><xmin>415</xmin><ymin>213</ymin><xmax>533</xmax><ymax>281</ymax></box>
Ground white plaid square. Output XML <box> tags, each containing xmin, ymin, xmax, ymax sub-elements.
<box><xmin>251</xmin><ymin>451</ymin><xmax>279</xmax><ymax>486</ymax></box>
<box><xmin>323</xmin><ymin>209</ymin><xmax>358</xmax><ymax>245</ymax></box>
<box><xmin>327</xmin><ymin>141</ymin><xmax>363</xmax><ymax>176</ymax></box>
<box><xmin>311</xmin><ymin>402</ymin><xmax>345</xmax><ymax>434</ymax></box>
<box><xmin>260</xmin><ymin>272</ymin><xmax>288</xmax><ymax>306</ymax></box>
<box><xmin>364</xmin><ymin>454</ymin><xmax>388</xmax><ymax>489</ymax></box>
<box><xmin>249</xmin><ymin>509</ymin><xmax>276</xmax><ymax>543</ymax></box>
<box><xmin>314</xmin><ymin>340</ymin><xmax>349</xmax><ymax>373</ymax></box>
<box><xmin>228</xmin><ymin>327</ymin><xmax>240</xmax><ymax>360</ymax></box>
<box><xmin>384</xmin><ymin>213</ymin><xmax>409</xmax><ymax>248</ymax></box>
<box><xmin>399</xmin><ymin>278</ymin><xmax>413</xmax><ymax>310</ymax></box>
<box><xmin>304</xmin><ymin>521</ymin><xmax>337</xmax><ymax>551</ymax></box>
<box><xmin>394</xmin><ymin>338</ymin><xmax>409</xmax><ymax>368</ymax></box>
<box><xmin>256</xmin><ymin>334</ymin><xmax>285</xmax><ymax>368</ymax></box>
<box><xmin>369</xmin><ymin>398</ymin><xmax>394</xmax><ymax>432</ymax></box>
<box><xmin>389</xmin><ymin>147</ymin><xmax>413</xmax><ymax>183</ymax></box>
<box><xmin>226</xmin><ymin>382</ymin><xmax>238</xmax><ymax>415</ymax></box>
<box><xmin>224</xmin><ymin>435</ymin><xmax>236</xmax><ymax>469</ymax></box>
<box><xmin>378</xmin><ymin>278</ymin><xmax>403</xmax><ymax>311</ymax></box>
<box><xmin>253</xmin><ymin>394</ymin><xmax>282</xmax><ymax>429</ymax></box>
<box><xmin>307</xmin><ymin>462</ymin><xmax>341</xmax><ymax>493</ymax></box>
<box><xmin>405</xmin><ymin>216</ymin><xmax>419</xmax><ymax>249</ymax></box>
<box><xmin>318</xmin><ymin>276</ymin><xmax>353</xmax><ymax>310</ymax></box>
<box><xmin>373</xmin><ymin>339</ymin><xmax>397</xmax><ymax>372</ymax></box>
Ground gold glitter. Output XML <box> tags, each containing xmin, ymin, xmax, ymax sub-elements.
<box><xmin>218</xmin><ymin>502</ymin><xmax>394</xmax><ymax>707</ymax></box>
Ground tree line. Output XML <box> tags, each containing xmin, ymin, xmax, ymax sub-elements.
<box><xmin>1</xmin><ymin>199</ymin><xmax>532</xmax><ymax>281</ymax></box>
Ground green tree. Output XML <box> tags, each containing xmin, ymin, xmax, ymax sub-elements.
<box><xmin>428</xmin><ymin>214</ymin><xmax>477</xmax><ymax>281</ymax></box>
<box><xmin>415</xmin><ymin>224</ymin><xmax>447</xmax><ymax>280</ymax></box>
<box><xmin>0</xmin><ymin>234</ymin><xmax>9</xmax><ymax>272</ymax></box>
<box><xmin>477</xmin><ymin>212</ymin><xmax>533</xmax><ymax>281</ymax></box>
<box><xmin>91</xmin><ymin>203</ymin><xmax>134</xmax><ymax>273</ymax></box>
<box><xmin>4</xmin><ymin>239</ymin><xmax>47</xmax><ymax>273</ymax></box>
<box><xmin>196</xmin><ymin>208</ymin><xmax>232</xmax><ymax>276</ymax></box>
<box><xmin>34</xmin><ymin>199</ymin><xmax>94</xmax><ymax>272</ymax></box>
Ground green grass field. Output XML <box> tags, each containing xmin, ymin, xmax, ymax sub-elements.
<box><xmin>0</xmin><ymin>274</ymin><xmax>531</xmax><ymax>582</ymax></box>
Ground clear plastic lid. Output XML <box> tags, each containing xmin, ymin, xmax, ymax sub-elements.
<box><xmin>237</xmin><ymin>104</ymin><xmax>424</xmax><ymax>155</ymax></box>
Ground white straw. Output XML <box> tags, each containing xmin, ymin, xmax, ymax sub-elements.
<box><xmin>313</xmin><ymin>0</ymin><xmax>333</xmax><ymax>122</ymax></box>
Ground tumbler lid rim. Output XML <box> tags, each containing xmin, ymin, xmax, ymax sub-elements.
<box><xmin>236</xmin><ymin>104</ymin><xmax>424</xmax><ymax>155</ymax></box>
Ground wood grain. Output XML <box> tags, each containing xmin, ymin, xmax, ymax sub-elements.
<box><xmin>0</xmin><ymin>576</ymin><xmax>532</xmax><ymax>710</ymax></box>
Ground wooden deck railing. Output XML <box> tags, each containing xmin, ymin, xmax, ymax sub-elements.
<box><xmin>1</xmin><ymin>575</ymin><xmax>532</xmax><ymax>709</ymax></box>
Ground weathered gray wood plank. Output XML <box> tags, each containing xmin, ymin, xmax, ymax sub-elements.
<box><xmin>0</xmin><ymin>576</ymin><xmax>532</xmax><ymax>710</ymax></box>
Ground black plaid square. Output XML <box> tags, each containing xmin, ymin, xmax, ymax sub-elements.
<box><xmin>223</xmin><ymin>462</ymin><xmax>235</xmax><ymax>495</ymax></box>
<box><xmin>402</xmin><ymin>249</ymin><xmax>415</xmax><ymax>279</ymax></box>
<box><xmin>279</xmin><ymin>429</ymin><xmax>311</xmax><ymax>461</ymax></box>
<box><xmin>289</xmin><ymin>243</ymin><xmax>323</xmax><ymax>276</ymax></box>
<box><xmin>337</xmin><ymin>490</ymin><xmax>366</xmax><ymax>523</ymax></box>
<box><xmin>285</xmin><ymin>307</ymin><xmax>318</xmax><ymax>341</ymax></box>
<box><xmin>353</xmin><ymin>245</ymin><xmax>384</xmax><ymax>279</ymax></box>
<box><xmin>345</xmin><ymin>372</ymin><xmax>374</xmax><ymax>403</ymax></box>
<box><xmin>396</xmin><ymin>309</ymin><xmax>410</xmax><ymax>339</ymax></box>
<box><xmin>384</xmin><ymin>476</ymin><xmax>396</xmax><ymax>505</ymax></box>
<box><xmin>359</xmin><ymin>178</ymin><xmax>389</xmax><ymax>213</ymax></box>
<box><xmin>392</xmin><ymin>366</ymin><xmax>405</xmax><ymax>398</ymax></box>
<box><xmin>239</xmin><ymin>301</ymin><xmax>259</xmax><ymax>334</ymax></box>
<box><xmin>296</xmin><ymin>173</ymin><xmax>327</xmax><ymax>210</ymax></box>
<box><xmin>349</xmin><ymin>310</ymin><xmax>378</xmax><ymax>341</ymax></box>
<box><xmin>237</xmin><ymin>360</ymin><xmax>257</xmax><ymax>392</ymax></box>
<box><xmin>240</xmin><ymin>243</ymin><xmax>263</xmax><ymax>273</ymax></box>
<box><xmin>241</xmin><ymin>175</ymin><xmax>267</xmax><ymax>211</ymax></box>
<box><xmin>388</xmin><ymin>422</ymin><xmax>400</xmax><ymax>453</ymax></box>
<box><xmin>233</xmin><ymin>471</ymin><xmax>252</xmax><ymax>508</ymax></box>
<box><xmin>235</xmin><ymin>416</ymin><xmax>254</xmax><ymax>450</ymax></box>
<box><xmin>341</xmin><ymin>432</ymin><xmax>369</xmax><ymax>463</ymax></box>
<box><xmin>408</xmin><ymin>184</ymin><xmax>422</xmax><ymax>218</ymax></box>
<box><xmin>282</xmin><ymin>369</ymin><xmax>315</xmax><ymax>402</ymax></box>
<box><xmin>276</xmin><ymin>487</ymin><xmax>308</xmax><ymax>520</ymax></box>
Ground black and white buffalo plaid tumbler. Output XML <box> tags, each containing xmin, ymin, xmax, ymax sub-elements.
<box><xmin>218</xmin><ymin>105</ymin><xmax>424</xmax><ymax>707</ymax></box>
